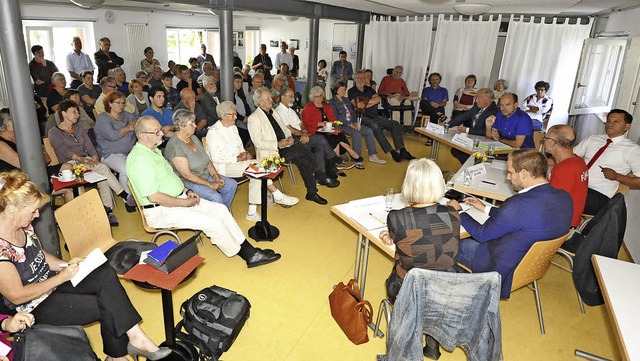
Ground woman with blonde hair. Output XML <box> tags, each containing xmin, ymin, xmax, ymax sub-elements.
<box><xmin>380</xmin><ymin>158</ymin><xmax>460</xmax><ymax>302</ymax></box>
<box><xmin>0</xmin><ymin>171</ymin><xmax>170</xmax><ymax>361</ymax></box>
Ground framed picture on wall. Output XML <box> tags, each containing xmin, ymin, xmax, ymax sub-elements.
<box><xmin>233</xmin><ymin>31</ymin><xmax>238</xmax><ymax>48</ymax></box>
<box><xmin>269</xmin><ymin>40</ymin><xmax>279</xmax><ymax>47</ymax></box>
<box><xmin>289</xmin><ymin>39</ymin><xmax>299</xmax><ymax>49</ymax></box>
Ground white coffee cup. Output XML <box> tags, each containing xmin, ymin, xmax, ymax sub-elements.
<box><xmin>324</xmin><ymin>122</ymin><xmax>333</xmax><ymax>131</ymax></box>
<box><xmin>59</xmin><ymin>169</ymin><xmax>74</xmax><ymax>181</ymax></box>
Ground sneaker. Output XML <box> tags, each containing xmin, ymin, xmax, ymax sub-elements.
<box><xmin>355</xmin><ymin>162</ymin><xmax>365</xmax><ymax>170</ymax></box>
<box><xmin>274</xmin><ymin>194</ymin><xmax>299</xmax><ymax>207</ymax></box>
<box><xmin>108</xmin><ymin>212</ymin><xmax>119</xmax><ymax>227</ymax></box>
<box><xmin>337</xmin><ymin>160</ymin><xmax>355</xmax><ymax>170</ymax></box>
<box><xmin>245</xmin><ymin>212</ymin><xmax>261</xmax><ymax>222</ymax></box>
<box><xmin>368</xmin><ymin>154</ymin><xmax>387</xmax><ymax>164</ymax></box>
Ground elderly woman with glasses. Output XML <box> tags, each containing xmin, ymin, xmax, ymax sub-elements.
<box><xmin>77</xmin><ymin>70</ymin><xmax>101</xmax><ymax>119</ymax></box>
<box><xmin>302</xmin><ymin>86</ymin><xmax>364</xmax><ymax>170</ymax></box>
<box><xmin>126</xmin><ymin>79</ymin><xmax>150</xmax><ymax>116</ymax></box>
<box><xmin>164</xmin><ymin>109</ymin><xmax>237</xmax><ymax>210</ymax></box>
<box><xmin>522</xmin><ymin>80</ymin><xmax>553</xmax><ymax>131</ymax></box>
<box><xmin>94</xmin><ymin>91</ymin><xmax>138</xmax><ymax>212</ymax></box>
<box><xmin>206</xmin><ymin>101</ymin><xmax>298</xmax><ymax>221</ymax></box>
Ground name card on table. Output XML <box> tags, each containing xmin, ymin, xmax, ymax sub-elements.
<box><xmin>452</xmin><ymin>134</ymin><xmax>474</xmax><ymax>148</ymax></box>
<box><xmin>426</xmin><ymin>122</ymin><xmax>445</xmax><ymax>134</ymax></box>
<box><xmin>466</xmin><ymin>163</ymin><xmax>487</xmax><ymax>179</ymax></box>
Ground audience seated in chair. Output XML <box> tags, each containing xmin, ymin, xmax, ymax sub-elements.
<box><xmin>451</xmin><ymin>74</ymin><xmax>477</xmax><ymax>120</ymax></box>
<box><xmin>450</xmin><ymin>149</ymin><xmax>573</xmax><ymax>298</ymax></box>
<box><xmin>485</xmin><ymin>93</ymin><xmax>535</xmax><ymax>149</ymax></box>
<box><xmin>544</xmin><ymin>125</ymin><xmax>588</xmax><ymax>228</ymax></box>
<box><xmin>420</xmin><ymin>72</ymin><xmax>448</xmax><ymax>124</ymax></box>
<box><xmin>573</xmin><ymin>109</ymin><xmax>640</xmax><ymax>215</ymax></box>
<box><xmin>126</xmin><ymin>115</ymin><xmax>281</xmax><ymax>268</ymax></box>
<box><xmin>347</xmin><ymin>70</ymin><xmax>414</xmax><ymax>163</ymax></box>
<box><xmin>522</xmin><ymin>81</ymin><xmax>553</xmax><ymax>131</ymax></box>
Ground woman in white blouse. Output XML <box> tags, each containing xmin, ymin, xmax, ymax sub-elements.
<box><xmin>206</xmin><ymin>101</ymin><xmax>299</xmax><ymax>222</ymax></box>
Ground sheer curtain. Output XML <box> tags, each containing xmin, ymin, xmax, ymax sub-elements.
<box><xmin>500</xmin><ymin>16</ymin><xmax>593</xmax><ymax>127</ymax></box>
<box><xmin>125</xmin><ymin>23</ymin><xmax>150</xmax><ymax>78</ymax></box>
<box><xmin>363</xmin><ymin>16</ymin><xmax>433</xmax><ymax>94</ymax></box>
<box><xmin>430</xmin><ymin>14</ymin><xmax>501</xmax><ymax>118</ymax></box>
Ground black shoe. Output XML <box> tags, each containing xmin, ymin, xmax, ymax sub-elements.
<box><xmin>246</xmin><ymin>249</ymin><xmax>281</xmax><ymax>268</ymax></box>
<box><xmin>318</xmin><ymin>177</ymin><xmax>340</xmax><ymax>188</ymax></box>
<box><xmin>336</xmin><ymin>170</ymin><xmax>347</xmax><ymax>177</ymax></box>
<box><xmin>400</xmin><ymin>148</ymin><xmax>416</xmax><ymax>160</ymax></box>
<box><xmin>390</xmin><ymin>150</ymin><xmax>402</xmax><ymax>162</ymax></box>
<box><xmin>305</xmin><ymin>193</ymin><xmax>328</xmax><ymax>205</ymax></box>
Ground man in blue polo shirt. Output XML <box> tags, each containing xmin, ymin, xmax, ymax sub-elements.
<box><xmin>419</xmin><ymin>72</ymin><xmax>448</xmax><ymax>123</ymax></box>
<box><xmin>142</xmin><ymin>86</ymin><xmax>175</xmax><ymax>138</ymax></box>
<box><xmin>485</xmin><ymin>93</ymin><xmax>535</xmax><ymax>149</ymax></box>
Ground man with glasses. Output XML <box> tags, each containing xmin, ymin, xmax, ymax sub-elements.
<box><xmin>142</xmin><ymin>87</ymin><xmax>175</xmax><ymax>138</ymax></box>
<box><xmin>94</xmin><ymin>76</ymin><xmax>135</xmax><ymax>114</ymax></box>
<box><xmin>544</xmin><ymin>125</ymin><xmax>588</xmax><ymax>227</ymax></box>
<box><xmin>94</xmin><ymin>37</ymin><xmax>124</xmax><ymax>81</ymax></box>
<box><xmin>348</xmin><ymin>70</ymin><xmax>415</xmax><ymax>162</ymax></box>
<box><xmin>127</xmin><ymin>116</ymin><xmax>281</xmax><ymax>268</ymax></box>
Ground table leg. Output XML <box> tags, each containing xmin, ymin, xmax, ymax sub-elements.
<box><xmin>360</xmin><ymin>238</ymin><xmax>371</xmax><ymax>299</ymax></box>
<box><xmin>429</xmin><ymin>138</ymin><xmax>436</xmax><ymax>158</ymax></box>
<box><xmin>248</xmin><ymin>178</ymin><xmax>280</xmax><ymax>241</ymax></box>
<box><xmin>161</xmin><ymin>289</ymin><xmax>175</xmax><ymax>346</ymax></box>
<box><xmin>354</xmin><ymin>233</ymin><xmax>363</xmax><ymax>283</ymax></box>
<box><xmin>434</xmin><ymin>140</ymin><xmax>440</xmax><ymax>161</ymax></box>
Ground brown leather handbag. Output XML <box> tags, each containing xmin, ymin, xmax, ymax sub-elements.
<box><xmin>328</xmin><ymin>279</ymin><xmax>373</xmax><ymax>345</ymax></box>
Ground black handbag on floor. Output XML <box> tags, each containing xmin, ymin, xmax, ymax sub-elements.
<box><xmin>12</xmin><ymin>324</ymin><xmax>98</xmax><ymax>361</ymax></box>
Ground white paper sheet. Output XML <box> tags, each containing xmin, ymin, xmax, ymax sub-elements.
<box><xmin>71</xmin><ymin>248</ymin><xmax>108</xmax><ymax>287</ymax></box>
<box><xmin>0</xmin><ymin>340</ymin><xmax>11</xmax><ymax>356</ymax></box>
<box><xmin>83</xmin><ymin>171</ymin><xmax>108</xmax><ymax>183</ymax></box>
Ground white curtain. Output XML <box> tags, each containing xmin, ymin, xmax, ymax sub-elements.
<box><xmin>363</xmin><ymin>16</ymin><xmax>433</xmax><ymax>95</ymax></box>
<box><xmin>430</xmin><ymin>14</ymin><xmax>501</xmax><ymax>118</ymax></box>
<box><xmin>500</xmin><ymin>16</ymin><xmax>593</xmax><ymax>128</ymax></box>
<box><xmin>125</xmin><ymin>23</ymin><xmax>150</xmax><ymax>78</ymax></box>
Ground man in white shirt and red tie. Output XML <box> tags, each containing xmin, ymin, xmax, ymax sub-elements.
<box><xmin>573</xmin><ymin>109</ymin><xmax>640</xmax><ymax>215</ymax></box>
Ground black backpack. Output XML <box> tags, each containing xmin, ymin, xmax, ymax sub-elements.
<box><xmin>176</xmin><ymin>285</ymin><xmax>251</xmax><ymax>360</ymax></box>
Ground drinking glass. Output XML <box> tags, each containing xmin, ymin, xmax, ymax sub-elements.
<box><xmin>463</xmin><ymin>169</ymin><xmax>472</xmax><ymax>187</ymax></box>
<box><xmin>488</xmin><ymin>144</ymin><xmax>495</xmax><ymax>157</ymax></box>
<box><xmin>385</xmin><ymin>188</ymin><xmax>396</xmax><ymax>212</ymax></box>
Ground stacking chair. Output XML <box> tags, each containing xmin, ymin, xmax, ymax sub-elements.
<box><xmin>510</xmin><ymin>231</ymin><xmax>571</xmax><ymax>335</ymax></box>
<box><xmin>128</xmin><ymin>181</ymin><xmax>204</xmax><ymax>247</ymax></box>
<box><xmin>43</xmin><ymin>137</ymin><xmax>59</xmax><ymax>165</ymax></box>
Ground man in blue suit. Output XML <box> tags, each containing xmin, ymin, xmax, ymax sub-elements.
<box><xmin>447</xmin><ymin>88</ymin><xmax>498</xmax><ymax>164</ymax></box>
<box><xmin>451</xmin><ymin>149</ymin><xmax>573</xmax><ymax>298</ymax></box>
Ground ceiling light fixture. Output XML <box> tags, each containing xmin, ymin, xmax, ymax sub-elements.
<box><xmin>453</xmin><ymin>3</ymin><xmax>492</xmax><ymax>16</ymax></box>
<box><xmin>281</xmin><ymin>16</ymin><xmax>300</xmax><ymax>22</ymax></box>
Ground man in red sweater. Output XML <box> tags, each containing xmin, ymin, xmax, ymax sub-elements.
<box><xmin>378</xmin><ymin>65</ymin><xmax>409</xmax><ymax>98</ymax></box>
<box><xmin>545</xmin><ymin>125</ymin><xmax>588</xmax><ymax>227</ymax></box>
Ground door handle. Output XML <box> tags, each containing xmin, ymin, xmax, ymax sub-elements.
<box><xmin>577</xmin><ymin>83</ymin><xmax>587</xmax><ymax>88</ymax></box>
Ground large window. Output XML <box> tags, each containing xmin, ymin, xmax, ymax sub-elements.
<box><xmin>166</xmin><ymin>28</ymin><xmax>219</xmax><ymax>66</ymax></box>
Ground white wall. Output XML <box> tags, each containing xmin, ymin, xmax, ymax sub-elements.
<box><xmin>603</xmin><ymin>7</ymin><xmax>640</xmax><ymax>37</ymax></box>
<box><xmin>19</xmin><ymin>3</ymin><xmax>343</xmax><ymax>80</ymax></box>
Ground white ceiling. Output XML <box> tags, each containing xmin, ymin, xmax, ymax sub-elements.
<box><xmin>19</xmin><ymin>0</ymin><xmax>640</xmax><ymax>18</ymax></box>
<box><xmin>298</xmin><ymin>0</ymin><xmax>640</xmax><ymax>17</ymax></box>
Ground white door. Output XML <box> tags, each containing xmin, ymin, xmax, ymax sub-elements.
<box><xmin>569</xmin><ymin>38</ymin><xmax>628</xmax><ymax>115</ymax></box>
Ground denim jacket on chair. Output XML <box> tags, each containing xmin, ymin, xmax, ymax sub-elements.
<box><xmin>386</xmin><ymin>268</ymin><xmax>503</xmax><ymax>361</ymax></box>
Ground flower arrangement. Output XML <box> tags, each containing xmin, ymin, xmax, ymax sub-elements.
<box><xmin>72</xmin><ymin>163</ymin><xmax>88</xmax><ymax>181</ymax></box>
<box><xmin>260</xmin><ymin>154</ymin><xmax>286</xmax><ymax>172</ymax></box>
<box><xmin>333</xmin><ymin>120</ymin><xmax>343</xmax><ymax>131</ymax></box>
<box><xmin>472</xmin><ymin>152</ymin><xmax>488</xmax><ymax>165</ymax></box>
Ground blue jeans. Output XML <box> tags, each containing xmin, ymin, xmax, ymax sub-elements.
<box><xmin>342</xmin><ymin>124</ymin><xmax>378</xmax><ymax>156</ymax></box>
<box><xmin>457</xmin><ymin>238</ymin><xmax>491</xmax><ymax>272</ymax></box>
<box><xmin>185</xmin><ymin>175</ymin><xmax>237</xmax><ymax>210</ymax></box>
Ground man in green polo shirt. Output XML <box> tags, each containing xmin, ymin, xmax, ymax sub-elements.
<box><xmin>126</xmin><ymin>115</ymin><xmax>280</xmax><ymax>268</ymax></box>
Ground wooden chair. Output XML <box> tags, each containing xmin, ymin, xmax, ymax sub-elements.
<box><xmin>128</xmin><ymin>181</ymin><xmax>204</xmax><ymax>247</ymax></box>
<box><xmin>533</xmin><ymin>131</ymin><xmax>544</xmax><ymax>152</ymax></box>
<box><xmin>510</xmin><ymin>231</ymin><xmax>571</xmax><ymax>335</ymax></box>
<box><xmin>54</xmin><ymin>189</ymin><xmax>116</xmax><ymax>258</ymax></box>
<box><xmin>43</xmin><ymin>137</ymin><xmax>59</xmax><ymax>166</ymax></box>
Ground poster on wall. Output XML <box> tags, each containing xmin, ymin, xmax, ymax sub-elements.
<box><xmin>269</xmin><ymin>40</ymin><xmax>279</xmax><ymax>47</ymax></box>
<box><xmin>237</xmin><ymin>31</ymin><xmax>244</xmax><ymax>48</ymax></box>
<box><xmin>233</xmin><ymin>31</ymin><xmax>238</xmax><ymax>49</ymax></box>
<box><xmin>289</xmin><ymin>39</ymin><xmax>299</xmax><ymax>50</ymax></box>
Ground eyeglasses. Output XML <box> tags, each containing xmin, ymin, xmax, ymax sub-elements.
<box><xmin>186</xmin><ymin>121</ymin><xmax>196</xmax><ymax>126</ymax></box>
<box><xmin>536</xmin><ymin>88</ymin><xmax>546</xmax><ymax>91</ymax></box>
<box><xmin>542</xmin><ymin>136</ymin><xmax>556</xmax><ymax>143</ymax></box>
<box><xmin>113</xmin><ymin>101</ymin><xmax>125</xmax><ymax>105</ymax></box>
<box><xmin>142</xmin><ymin>129</ymin><xmax>163</xmax><ymax>136</ymax></box>
<box><xmin>224</xmin><ymin>112</ymin><xmax>238</xmax><ymax>117</ymax></box>
<box><xmin>106</xmin><ymin>84</ymin><xmax>116</xmax><ymax>88</ymax></box>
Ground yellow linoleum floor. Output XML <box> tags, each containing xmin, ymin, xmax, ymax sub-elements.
<box><xmin>60</xmin><ymin>133</ymin><xmax>624</xmax><ymax>361</ymax></box>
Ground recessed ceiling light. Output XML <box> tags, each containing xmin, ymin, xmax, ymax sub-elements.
<box><xmin>453</xmin><ymin>3</ymin><xmax>492</xmax><ymax>15</ymax></box>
